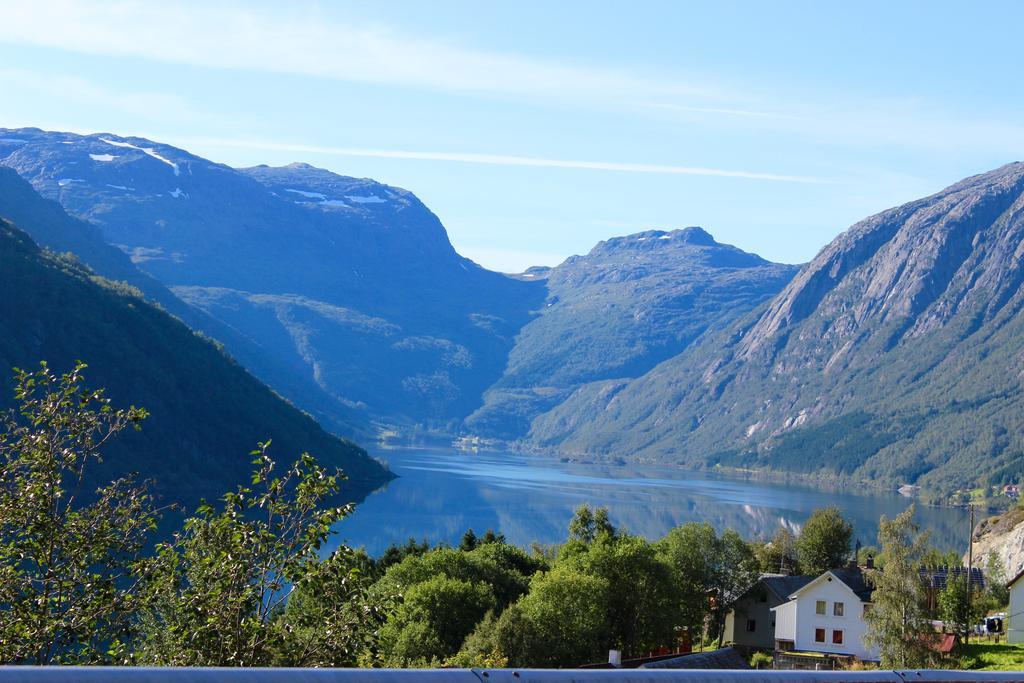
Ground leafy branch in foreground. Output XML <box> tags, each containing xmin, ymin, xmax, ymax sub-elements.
<box><xmin>138</xmin><ymin>442</ymin><xmax>374</xmax><ymax>666</ymax></box>
<box><xmin>864</xmin><ymin>505</ymin><xmax>936</xmax><ymax>669</ymax></box>
<box><xmin>0</xmin><ymin>362</ymin><xmax>154</xmax><ymax>664</ymax></box>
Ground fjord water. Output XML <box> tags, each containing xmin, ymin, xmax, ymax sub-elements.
<box><xmin>335</xmin><ymin>449</ymin><xmax>968</xmax><ymax>556</ymax></box>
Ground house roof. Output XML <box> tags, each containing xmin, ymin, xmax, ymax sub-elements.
<box><xmin>919</xmin><ymin>565</ymin><xmax>985</xmax><ymax>590</ymax></box>
<box><xmin>830</xmin><ymin>568</ymin><xmax>874</xmax><ymax>602</ymax></box>
<box><xmin>1007</xmin><ymin>567</ymin><xmax>1024</xmax><ymax>589</ymax></box>
<box><xmin>762</xmin><ymin>574</ymin><xmax>815</xmax><ymax>601</ymax></box>
<box><xmin>785</xmin><ymin>568</ymin><xmax>874</xmax><ymax>603</ymax></box>
<box><xmin>639</xmin><ymin>647</ymin><xmax>750</xmax><ymax>670</ymax></box>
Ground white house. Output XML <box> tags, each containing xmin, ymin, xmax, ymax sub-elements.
<box><xmin>771</xmin><ymin>568</ymin><xmax>879</xmax><ymax>661</ymax></box>
<box><xmin>1007</xmin><ymin>569</ymin><xmax>1024</xmax><ymax>644</ymax></box>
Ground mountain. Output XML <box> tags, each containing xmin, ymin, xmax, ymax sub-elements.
<box><xmin>0</xmin><ymin>208</ymin><xmax>390</xmax><ymax>510</ymax></box>
<box><xmin>0</xmin><ymin>165</ymin><xmax>363</xmax><ymax>437</ymax></box>
<box><xmin>531</xmin><ymin>163</ymin><xmax>1024</xmax><ymax>496</ymax></box>
<box><xmin>0</xmin><ymin>129</ymin><xmax>545</xmax><ymax>433</ymax></box>
<box><xmin>465</xmin><ymin>228</ymin><xmax>798</xmax><ymax>438</ymax></box>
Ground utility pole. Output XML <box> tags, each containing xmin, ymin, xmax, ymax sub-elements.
<box><xmin>967</xmin><ymin>503</ymin><xmax>975</xmax><ymax>645</ymax></box>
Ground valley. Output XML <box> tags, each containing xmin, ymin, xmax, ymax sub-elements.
<box><xmin>2</xmin><ymin>128</ymin><xmax>1024</xmax><ymax>503</ymax></box>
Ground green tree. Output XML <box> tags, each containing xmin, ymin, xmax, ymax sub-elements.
<box><xmin>370</xmin><ymin>542</ymin><xmax>542</xmax><ymax>665</ymax></box>
<box><xmin>755</xmin><ymin>527</ymin><xmax>800</xmax><ymax>574</ymax></box>
<box><xmin>480</xmin><ymin>529</ymin><xmax>506</xmax><ymax>545</ymax></box>
<box><xmin>376</xmin><ymin>538</ymin><xmax>430</xmax><ymax>575</ymax></box>
<box><xmin>864</xmin><ymin>506</ymin><xmax>936</xmax><ymax>668</ymax></box>
<box><xmin>561</xmin><ymin>533</ymin><xmax>680</xmax><ymax>657</ymax></box>
<box><xmin>460</xmin><ymin>528</ymin><xmax>479</xmax><ymax>551</ymax></box>
<box><xmin>373</xmin><ymin>546</ymin><xmax>534</xmax><ymax>613</ymax></box>
<box><xmin>659</xmin><ymin>522</ymin><xmax>759</xmax><ymax>647</ymax></box>
<box><xmin>137</xmin><ymin>444</ymin><xmax>358</xmax><ymax>666</ymax></box>
<box><xmin>0</xmin><ymin>362</ymin><xmax>154</xmax><ymax>664</ymax></box>
<box><xmin>275</xmin><ymin>546</ymin><xmax>389</xmax><ymax>667</ymax></box>
<box><xmin>796</xmin><ymin>507</ymin><xmax>854</xmax><ymax>575</ymax></box>
<box><xmin>478</xmin><ymin>567</ymin><xmax>610</xmax><ymax>667</ymax></box>
<box><xmin>567</xmin><ymin>504</ymin><xmax>616</xmax><ymax>544</ymax></box>
<box><xmin>937</xmin><ymin>571</ymin><xmax>981</xmax><ymax>640</ymax></box>
<box><xmin>376</xmin><ymin>575</ymin><xmax>496</xmax><ymax>666</ymax></box>
<box><xmin>983</xmin><ymin>552</ymin><xmax>1009</xmax><ymax>608</ymax></box>
<box><xmin>658</xmin><ymin>522</ymin><xmax>716</xmax><ymax>640</ymax></box>
<box><xmin>709</xmin><ymin>529</ymin><xmax>760</xmax><ymax>646</ymax></box>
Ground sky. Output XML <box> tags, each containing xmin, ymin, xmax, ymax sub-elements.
<box><xmin>2</xmin><ymin>1</ymin><xmax>1024</xmax><ymax>272</ymax></box>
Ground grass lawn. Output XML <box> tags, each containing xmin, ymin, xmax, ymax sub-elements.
<box><xmin>962</xmin><ymin>641</ymin><xmax>1024</xmax><ymax>670</ymax></box>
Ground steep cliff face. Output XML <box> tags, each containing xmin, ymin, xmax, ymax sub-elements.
<box><xmin>970</xmin><ymin>508</ymin><xmax>1024</xmax><ymax>579</ymax></box>
<box><xmin>531</xmin><ymin>163</ymin><xmax>1024</xmax><ymax>494</ymax></box>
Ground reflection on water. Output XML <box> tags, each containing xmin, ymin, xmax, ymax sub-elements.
<box><xmin>333</xmin><ymin>449</ymin><xmax>968</xmax><ymax>556</ymax></box>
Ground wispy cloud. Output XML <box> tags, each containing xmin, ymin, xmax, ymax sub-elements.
<box><xmin>0</xmin><ymin>67</ymin><xmax>214</xmax><ymax>126</ymax></box>
<box><xmin>187</xmin><ymin>137</ymin><xmax>830</xmax><ymax>184</ymax></box>
<box><xmin>0</xmin><ymin>1</ymin><xmax>709</xmax><ymax>103</ymax></box>
<box><xmin>646</xmin><ymin>102</ymin><xmax>809</xmax><ymax>121</ymax></box>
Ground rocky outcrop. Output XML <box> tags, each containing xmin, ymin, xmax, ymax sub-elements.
<box><xmin>969</xmin><ymin>508</ymin><xmax>1024</xmax><ymax>579</ymax></box>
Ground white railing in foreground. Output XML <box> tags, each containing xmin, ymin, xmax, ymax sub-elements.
<box><xmin>0</xmin><ymin>669</ymin><xmax>1021</xmax><ymax>682</ymax></box>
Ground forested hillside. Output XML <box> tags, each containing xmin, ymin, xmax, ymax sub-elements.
<box><xmin>0</xmin><ymin>216</ymin><xmax>390</xmax><ymax>508</ymax></box>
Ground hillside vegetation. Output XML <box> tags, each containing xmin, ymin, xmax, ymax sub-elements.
<box><xmin>0</xmin><ymin>217</ymin><xmax>390</xmax><ymax>508</ymax></box>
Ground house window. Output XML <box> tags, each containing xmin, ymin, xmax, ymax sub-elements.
<box><xmin>815</xmin><ymin>600</ymin><xmax>826</xmax><ymax>615</ymax></box>
<box><xmin>833</xmin><ymin>601</ymin><xmax>844</xmax><ymax>617</ymax></box>
<box><xmin>832</xmin><ymin>629</ymin><xmax>844</xmax><ymax>645</ymax></box>
<box><xmin>746</xmin><ymin>619</ymin><xmax>757</xmax><ymax>632</ymax></box>
<box><xmin>814</xmin><ymin>628</ymin><xmax>826</xmax><ymax>643</ymax></box>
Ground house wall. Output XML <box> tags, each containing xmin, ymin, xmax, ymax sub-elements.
<box><xmin>791</xmin><ymin>574</ymin><xmax>878</xmax><ymax>661</ymax></box>
<box><xmin>1010</xmin><ymin>581</ymin><xmax>1024</xmax><ymax>644</ymax></box>
<box><xmin>773</xmin><ymin>601</ymin><xmax>797</xmax><ymax>643</ymax></box>
<box><xmin>724</xmin><ymin>589</ymin><xmax>779</xmax><ymax>650</ymax></box>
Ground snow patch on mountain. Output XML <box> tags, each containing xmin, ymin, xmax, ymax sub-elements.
<box><xmin>90</xmin><ymin>153</ymin><xmax>117</xmax><ymax>162</ymax></box>
<box><xmin>57</xmin><ymin>178</ymin><xmax>83</xmax><ymax>186</ymax></box>
<box><xmin>285</xmin><ymin>188</ymin><xmax>327</xmax><ymax>200</ymax></box>
<box><xmin>101</xmin><ymin>138</ymin><xmax>180</xmax><ymax>176</ymax></box>
<box><xmin>345</xmin><ymin>194</ymin><xmax>387</xmax><ymax>204</ymax></box>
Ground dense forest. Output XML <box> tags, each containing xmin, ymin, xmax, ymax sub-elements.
<box><xmin>0</xmin><ymin>217</ymin><xmax>390</xmax><ymax>511</ymax></box>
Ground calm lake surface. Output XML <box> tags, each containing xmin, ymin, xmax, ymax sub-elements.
<box><xmin>334</xmin><ymin>449</ymin><xmax>969</xmax><ymax>556</ymax></box>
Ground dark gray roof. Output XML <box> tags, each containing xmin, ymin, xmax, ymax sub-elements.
<box><xmin>830</xmin><ymin>568</ymin><xmax>874</xmax><ymax>602</ymax></box>
<box><xmin>639</xmin><ymin>647</ymin><xmax>750</xmax><ymax>670</ymax></box>
<box><xmin>919</xmin><ymin>566</ymin><xmax>985</xmax><ymax>590</ymax></box>
<box><xmin>762</xmin><ymin>574</ymin><xmax>815</xmax><ymax>600</ymax></box>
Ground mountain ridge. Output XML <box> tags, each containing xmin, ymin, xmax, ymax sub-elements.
<box><xmin>0</xmin><ymin>128</ymin><xmax>545</xmax><ymax>432</ymax></box>
<box><xmin>466</xmin><ymin>226</ymin><xmax>799</xmax><ymax>438</ymax></box>
<box><xmin>529</xmin><ymin>161</ymin><xmax>1024</xmax><ymax>496</ymax></box>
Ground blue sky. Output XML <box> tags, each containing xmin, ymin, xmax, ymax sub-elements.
<box><xmin>2</xmin><ymin>1</ymin><xmax>1023</xmax><ymax>272</ymax></box>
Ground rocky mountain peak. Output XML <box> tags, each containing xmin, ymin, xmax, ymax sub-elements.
<box><xmin>740</xmin><ymin>161</ymin><xmax>1024</xmax><ymax>358</ymax></box>
<box><xmin>674</xmin><ymin>226</ymin><xmax>717</xmax><ymax>245</ymax></box>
